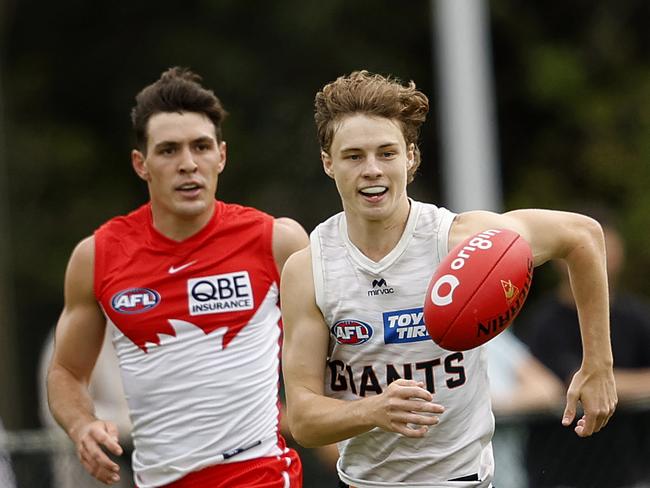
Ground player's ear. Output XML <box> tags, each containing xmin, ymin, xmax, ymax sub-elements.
<box><xmin>216</xmin><ymin>141</ymin><xmax>227</xmax><ymax>174</ymax></box>
<box><xmin>407</xmin><ymin>143</ymin><xmax>415</xmax><ymax>169</ymax></box>
<box><xmin>321</xmin><ymin>150</ymin><xmax>334</xmax><ymax>179</ymax></box>
<box><xmin>132</xmin><ymin>149</ymin><xmax>150</xmax><ymax>181</ymax></box>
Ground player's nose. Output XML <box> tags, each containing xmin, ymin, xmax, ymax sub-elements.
<box><xmin>178</xmin><ymin>146</ymin><xmax>198</xmax><ymax>173</ymax></box>
<box><xmin>362</xmin><ymin>155</ymin><xmax>383</xmax><ymax>178</ymax></box>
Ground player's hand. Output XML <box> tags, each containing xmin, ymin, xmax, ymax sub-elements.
<box><xmin>370</xmin><ymin>379</ymin><xmax>444</xmax><ymax>438</ymax></box>
<box><xmin>71</xmin><ymin>419</ymin><xmax>123</xmax><ymax>484</ymax></box>
<box><xmin>562</xmin><ymin>365</ymin><xmax>617</xmax><ymax>437</ymax></box>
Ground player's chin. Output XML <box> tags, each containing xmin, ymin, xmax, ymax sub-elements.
<box><xmin>174</xmin><ymin>199</ymin><xmax>211</xmax><ymax>217</ymax></box>
<box><xmin>357</xmin><ymin>201</ymin><xmax>392</xmax><ymax>221</ymax></box>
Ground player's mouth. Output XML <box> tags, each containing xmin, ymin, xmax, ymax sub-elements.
<box><xmin>175</xmin><ymin>181</ymin><xmax>203</xmax><ymax>197</ymax></box>
<box><xmin>359</xmin><ymin>185</ymin><xmax>388</xmax><ymax>201</ymax></box>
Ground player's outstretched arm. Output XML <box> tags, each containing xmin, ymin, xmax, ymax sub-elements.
<box><xmin>451</xmin><ymin>209</ymin><xmax>617</xmax><ymax>437</ymax></box>
<box><xmin>280</xmin><ymin>248</ymin><xmax>444</xmax><ymax>447</ymax></box>
<box><xmin>47</xmin><ymin>236</ymin><xmax>124</xmax><ymax>484</ymax></box>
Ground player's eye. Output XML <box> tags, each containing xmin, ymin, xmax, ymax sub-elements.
<box><xmin>193</xmin><ymin>140</ymin><xmax>215</xmax><ymax>152</ymax></box>
<box><xmin>379</xmin><ymin>148</ymin><xmax>398</xmax><ymax>159</ymax></box>
<box><xmin>159</xmin><ymin>146</ymin><xmax>176</xmax><ymax>155</ymax></box>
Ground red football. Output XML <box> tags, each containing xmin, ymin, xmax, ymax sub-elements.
<box><xmin>424</xmin><ymin>228</ymin><xmax>533</xmax><ymax>351</ymax></box>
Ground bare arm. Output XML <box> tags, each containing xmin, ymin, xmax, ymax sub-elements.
<box><xmin>47</xmin><ymin>236</ymin><xmax>123</xmax><ymax>485</ymax></box>
<box><xmin>89</xmin><ymin>328</ymin><xmax>133</xmax><ymax>443</ymax></box>
<box><xmin>281</xmin><ymin>248</ymin><xmax>444</xmax><ymax>447</ymax></box>
<box><xmin>451</xmin><ymin>209</ymin><xmax>617</xmax><ymax>437</ymax></box>
<box><xmin>272</xmin><ymin>217</ymin><xmax>309</xmax><ymax>274</ymax></box>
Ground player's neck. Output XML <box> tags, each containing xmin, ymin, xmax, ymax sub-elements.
<box><xmin>345</xmin><ymin>199</ymin><xmax>411</xmax><ymax>262</ymax></box>
<box><xmin>150</xmin><ymin>202</ymin><xmax>215</xmax><ymax>242</ymax></box>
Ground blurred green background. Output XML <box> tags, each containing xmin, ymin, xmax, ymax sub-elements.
<box><xmin>0</xmin><ymin>0</ymin><xmax>648</xmax><ymax>433</ymax></box>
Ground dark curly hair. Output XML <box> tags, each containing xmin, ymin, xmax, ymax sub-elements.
<box><xmin>131</xmin><ymin>67</ymin><xmax>228</xmax><ymax>153</ymax></box>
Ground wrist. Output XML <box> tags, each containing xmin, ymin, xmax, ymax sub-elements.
<box><xmin>356</xmin><ymin>395</ymin><xmax>379</xmax><ymax>430</ymax></box>
<box><xmin>581</xmin><ymin>357</ymin><xmax>614</xmax><ymax>373</ymax></box>
<box><xmin>68</xmin><ymin>414</ymin><xmax>98</xmax><ymax>442</ymax></box>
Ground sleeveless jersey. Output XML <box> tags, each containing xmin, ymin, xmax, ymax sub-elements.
<box><xmin>94</xmin><ymin>201</ymin><xmax>287</xmax><ymax>488</ymax></box>
<box><xmin>310</xmin><ymin>200</ymin><xmax>495</xmax><ymax>488</ymax></box>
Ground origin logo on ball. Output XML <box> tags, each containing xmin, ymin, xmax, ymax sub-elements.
<box><xmin>423</xmin><ymin>229</ymin><xmax>533</xmax><ymax>351</ymax></box>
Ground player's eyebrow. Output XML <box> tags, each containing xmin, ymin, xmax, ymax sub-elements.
<box><xmin>153</xmin><ymin>140</ymin><xmax>180</xmax><ymax>151</ymax></box>
<box><xmin>191</xmin><ymin>136</ymin><xmax>216</xmax><ymax>145</ymax></box>
<box><xmin>153</xmin><ymin>135</ymin><xmax>215</xmax><ymax>151</ymax></box>
<box><xmin>339</xmin><ymin>142</ymin><xmax>400</xmax><ymax>153</ymax></box>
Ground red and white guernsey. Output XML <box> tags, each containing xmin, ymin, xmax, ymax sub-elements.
<box><xmin>94</xmin><ymin>200</ymin><xmax>287</xmax><ymax>487</ymax></box>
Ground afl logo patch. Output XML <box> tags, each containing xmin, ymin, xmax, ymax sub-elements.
<box><xmin>111</xmin><ymin>288</ymin><xmax>160</xmax><ymax>314</ymax></box>
<box><xmin>331</xmin><ymin>320</ymin><xmax>373</xmax><ymax>345</ymax></box>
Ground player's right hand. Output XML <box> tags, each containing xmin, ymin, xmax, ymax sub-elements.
<box><xmin>72</xmin><ymin>419</ymin><xmax>123</xmax><ymax>485</ymax></box>
<box><xmin>370</xmin><ymin>379</ymin><xmax>444</xmax><ymax>438</ymax></box>
<box><xmin>562</xmin><ymin>365</ymin><xmax>617</xmax><ymax>438</ymax></box>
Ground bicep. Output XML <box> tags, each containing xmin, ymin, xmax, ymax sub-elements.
<box><xmin>451</xmin><ymin>209</ymin><xmax>603</xmax><ymax>267</ymax></box>
<box><xmin>281</xmin><ymin>249</ymin><xmax>330</xmax><ymax>400</ymax></box>
<box><xmin>51</xmin><ymin>237</ymin><xmax>106</xmax><ymax>383</ymax></box>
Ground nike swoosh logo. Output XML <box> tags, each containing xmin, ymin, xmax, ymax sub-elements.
<box><xmin>168</xmin><ymin>260</ymin><xmax>197</xmax><ymax>274</ymax></box>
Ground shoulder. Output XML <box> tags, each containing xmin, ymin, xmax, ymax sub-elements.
<box><xmin>450</xmin><ymin>208</ymin><xmax>603</xmax><ymax>264</ymax></box>
<box><xmin>281</xmin><ymin>246</ymin><xmax>313</xmax><ymax>289</ymax></box>
<box><xmin>272</xmin><ymin>217</ymin><xmax>309</xmax><ymax>274</ymax></box>
<box><xmin>308</xmin><ymin>212</ymin><xmax>345</xmax><ymax>247</ymax></box>
<box><xmin>448</xmin><ymin>210</ymin><xmax>517</xmax><ymax>246</ymax></box>
<box><xmin>64</xmin><ymin>236</ymin><xmax>97</xmax><ymax>299</ymax></box>
<box><xmin>69</xmin><ymin>235</ymin><xmax>95</xmax><ymax>268</ymax></box>
<box><xmin>284</xmin><ymin>244</ymin><xmax>312</xmax><ymax>267</ymax></box>
<box><xmin>273</xmin><ymin>217</ymin><xmax>308</xmax><ymax>242</ymax></box>
<box><xmin>450</xmin><ymin>208</ymin><xmax>599</xmax><ymax>240</ymax></box>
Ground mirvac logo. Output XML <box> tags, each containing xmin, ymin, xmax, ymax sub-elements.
<box><xmin>383</xmin><ymin>307</ymin><xmax>430</xmax><ymax>344</ymax></box>
<box><xmin>367</xmin><ymin>277</ymin><xmax>395</xmax><ymax>297</ymax></box>
<box><xmin>111</xmin><ymin>288</ymin><xmax>160</xmax><ymax>314</ymax></box>
<box><xmin>188</xmin><ymin>271</ymin><xmax>254</xmax><ymax>316</ymax></box>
